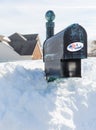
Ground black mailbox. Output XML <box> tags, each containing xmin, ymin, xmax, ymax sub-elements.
<box><xmin>43</xmin><ymin>23</ymin><xmax>87</xmax><ymax>81</ymax></box>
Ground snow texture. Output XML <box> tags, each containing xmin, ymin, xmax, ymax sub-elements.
<box><xmin>0</xmin><ymin>58</ymin><xmax>96</xmax><ymax>130</ymax></box>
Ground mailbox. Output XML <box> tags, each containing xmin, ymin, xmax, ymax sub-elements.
<box><xmin>43</xmin><ymin>23</ymin><xmax>87</xmax><ymax>81</ymax></box>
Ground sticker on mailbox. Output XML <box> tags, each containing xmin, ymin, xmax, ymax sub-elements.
<box><xmin>67</xmin><ymin>42</ymin><xmax>84</xmax><ymax>52</ymax></box>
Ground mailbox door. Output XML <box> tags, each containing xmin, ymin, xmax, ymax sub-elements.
<box><xmin>63</xmin><ymin>24</ymin><xmax>87</xmax><ymax>59</ymax></box>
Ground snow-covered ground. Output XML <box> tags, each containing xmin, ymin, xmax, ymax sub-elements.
<box><xmin>0</xmin><ymin>58</ymin><xmax>96</xmax><ymax>130</ymax></box>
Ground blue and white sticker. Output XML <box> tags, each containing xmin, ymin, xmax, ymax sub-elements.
<box><xmin>67</xmin><ymin>42</ymin><xmax>84</xmax><ymax>52</ymax></box>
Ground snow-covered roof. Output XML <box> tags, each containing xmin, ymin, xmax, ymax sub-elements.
<box><xmin>8</xmin><ymin>33</ymin><xmax>41</xmax><ymax>56</ymax></box>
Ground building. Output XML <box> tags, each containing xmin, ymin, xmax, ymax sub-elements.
<box><xmin>0</xmin><ymin>36</ymin><xmax>21</xmax><ymax>62</ymax></box>
<box><xmin>88</xmin><ymin>40</ymin><xmax>96</xmax><ymax>57</ymax></box>
<box><xmin>8</xmin><ymin>33</ymin><xmax>42</xmax><ymax>60</ymax></box>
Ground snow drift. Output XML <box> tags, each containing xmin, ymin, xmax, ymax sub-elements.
<box><xmin>0</xmin><ymin>58</ymin><xmax>96</xmax><ymax>130</ymax></box>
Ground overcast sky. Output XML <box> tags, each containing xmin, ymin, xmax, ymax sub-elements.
<box><xmin>0</xmin><ymin>0</ymin><xmax>96</xmax><ymax>43</ymax></box>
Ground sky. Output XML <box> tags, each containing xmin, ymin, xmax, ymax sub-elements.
<box><xmin>0</xmin><ymin>0</ymin><xmax>96</xmax><ymax>44</ymax></box>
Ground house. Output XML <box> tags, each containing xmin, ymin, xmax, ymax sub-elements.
<box><xmin>88</xmin><ymin>40</ymin><xmax>96</xmax><ymax>57</ymax></box>
<box><xmin>0</xmin><ymin>38</ymin><xmax>21</xmax><ymax>62</ymax></box>
<box><xmin>8</xmin><ymin>33</ymin><xmax>42</xmax><ymax>60</ymax></box>
<box><xmin>0</xmin><ymin>35</ymin><xmax>33</xmax><ymax>62</ymax></box>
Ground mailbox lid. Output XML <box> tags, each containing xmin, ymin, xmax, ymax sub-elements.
<box><xmin>63</xmin><ymin>23</ymin><xmax>87</xmax><ymax>59</ymax></box>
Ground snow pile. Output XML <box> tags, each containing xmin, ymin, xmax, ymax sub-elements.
<box><xmin>0</xmin><ymin>58</ymin><xmax>96</xmax><ymax>130</ymax></box>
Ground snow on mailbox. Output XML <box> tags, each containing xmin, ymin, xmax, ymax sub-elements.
<box><xmin>43</xmin><ymin>23</ymin><xmax>87</xmax><ymax>81</ymax></box>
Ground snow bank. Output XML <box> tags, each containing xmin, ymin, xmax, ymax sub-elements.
<box><xmin>0</xmin><ymin>58</ymin><xmax>96</xmax><ymax>130</ymax></box>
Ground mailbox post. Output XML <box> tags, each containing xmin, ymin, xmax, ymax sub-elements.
<box><xmin>45</xmin><ymin>10</ymin><xmax>55</xmax><ymax>39</ymax></box>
